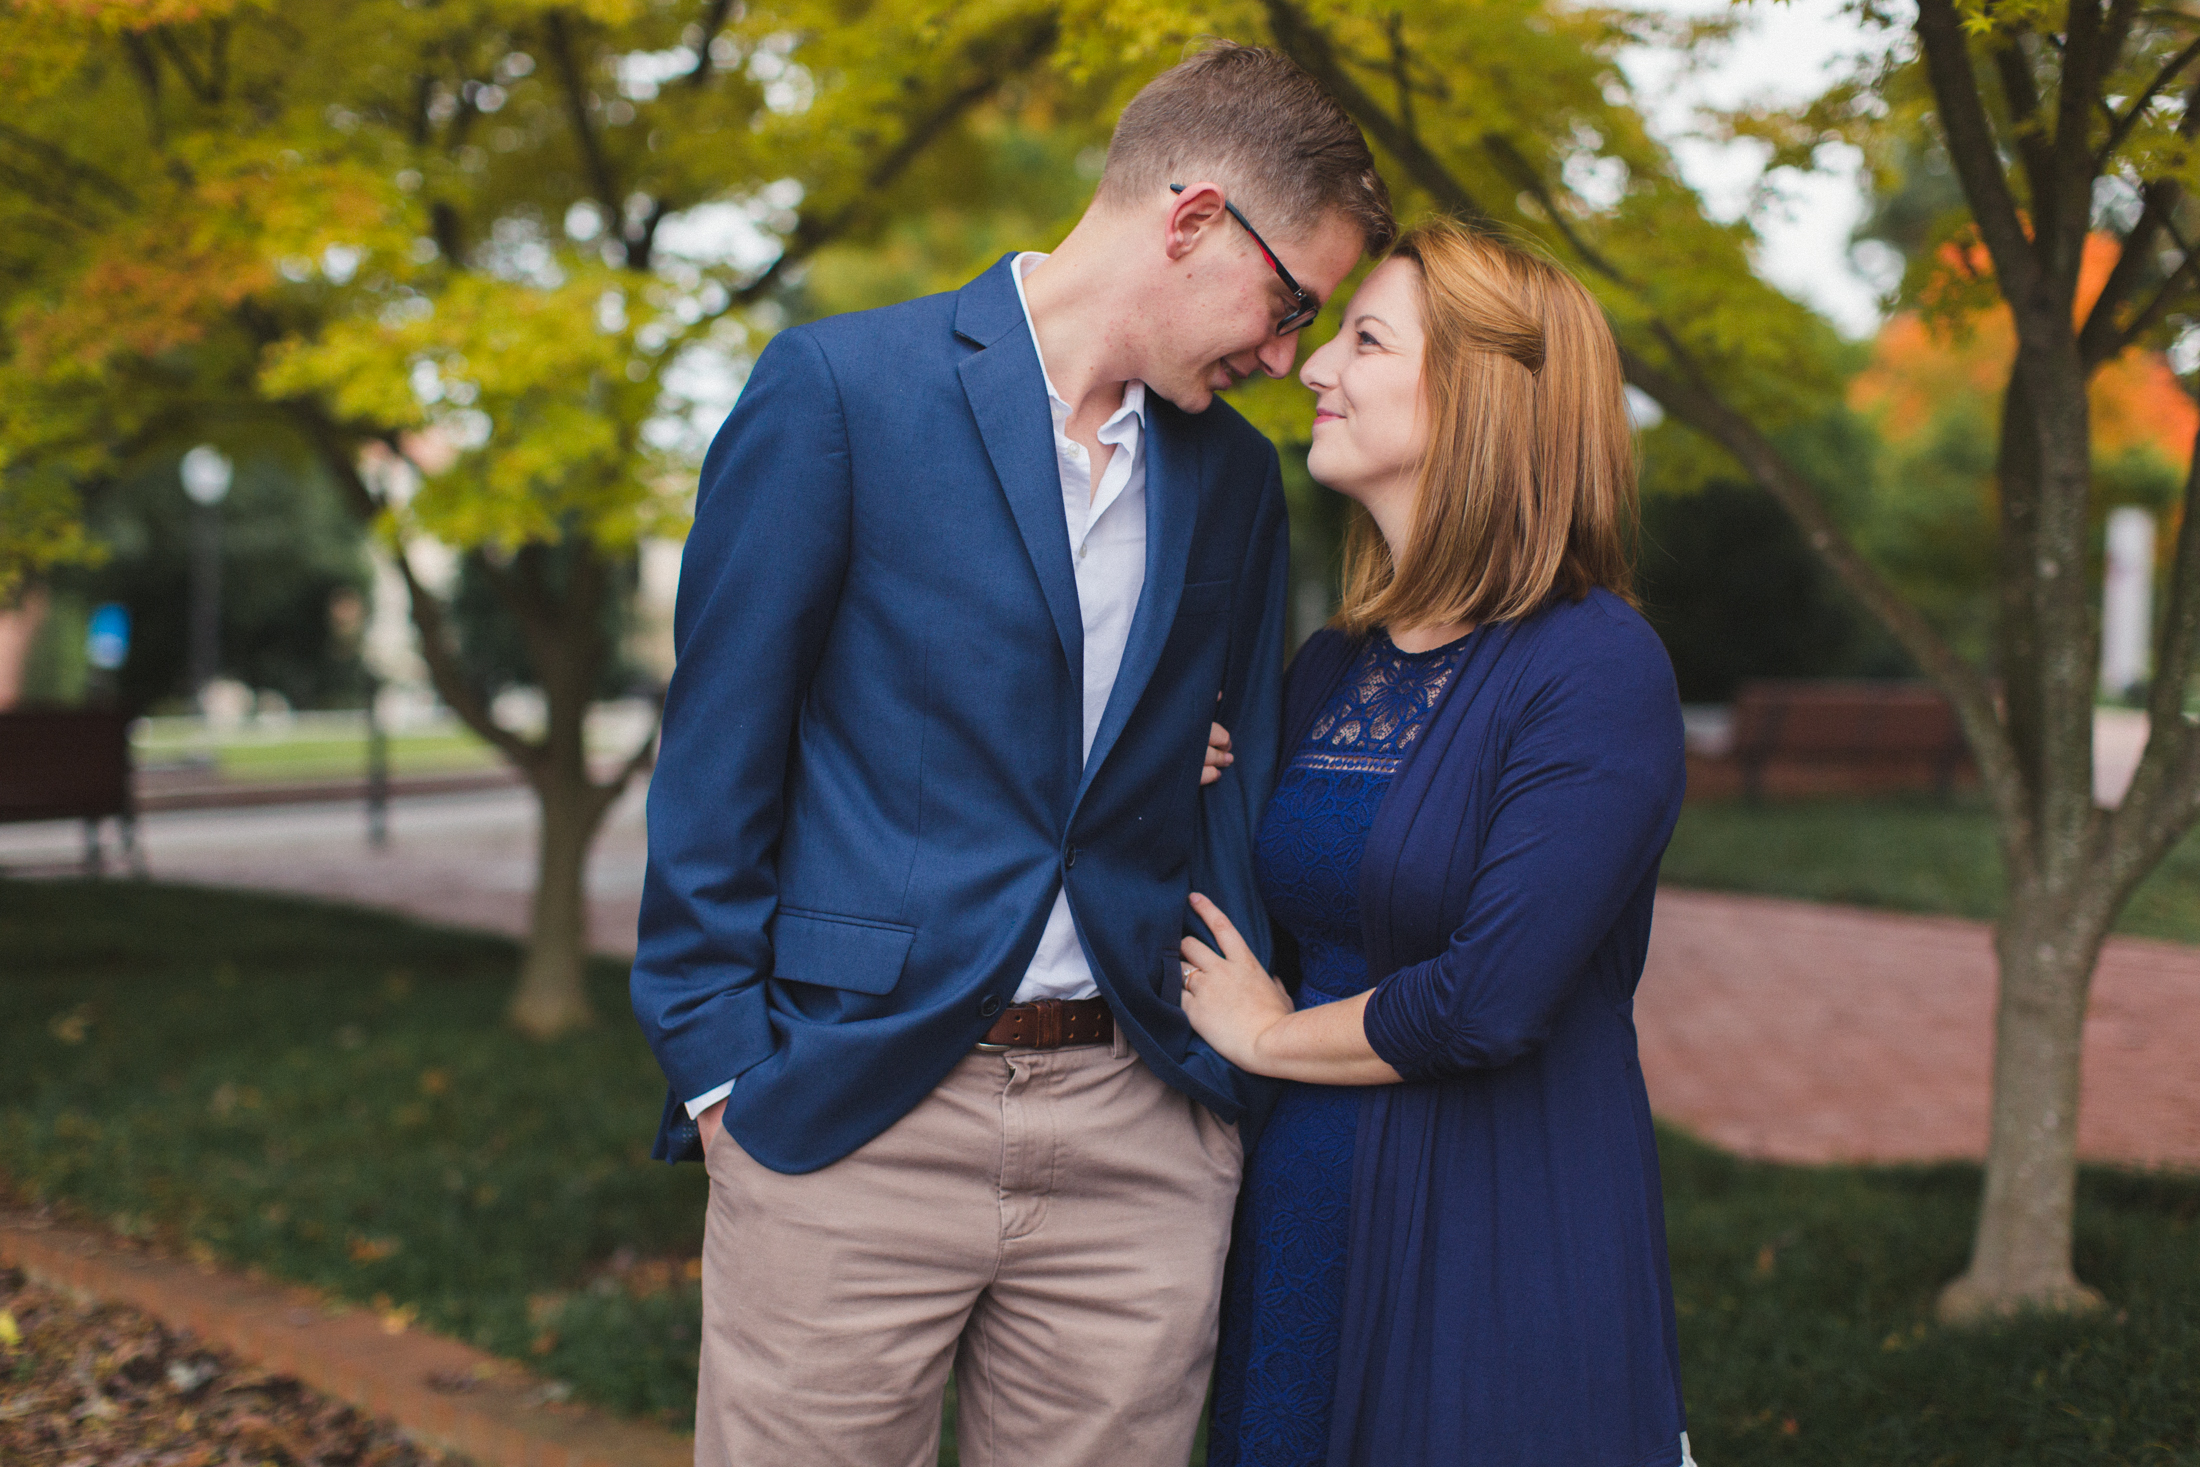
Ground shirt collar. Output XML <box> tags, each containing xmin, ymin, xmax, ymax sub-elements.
<box><xmin>1013</xmin><ymin>251</ymin><xmax>1147</xmax><ymax>431</ymax></box>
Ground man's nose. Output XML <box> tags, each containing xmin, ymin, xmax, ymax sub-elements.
<box><xmin>1255</xmin><ymin>335</ymin><xmax>1299</xmax><ymax>379</ymax></box>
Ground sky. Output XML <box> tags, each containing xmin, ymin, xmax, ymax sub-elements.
<box><xmin>1623</xmin><ymin>0</ymin><xmax>1908</xmax><ymax>339</ymax></box>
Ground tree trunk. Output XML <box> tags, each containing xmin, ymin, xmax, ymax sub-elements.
<box><xmin>507</xmin><ymin>759</ymin><xmax>607</xmax><ymax>1038</ymax></box>
<box><xmin>502</xmin><ymin>548</ymin><xmax>613</xmax><ymax>1041</ymax></box>
<box><xmin>1938</xmin><ymin>893</ymin><xmax>2110</xmax><ymax>1319</ymax></box>
<box><xmin>1940</xmin><ymin>315</ymin><xmax>2110</xmax><ymax>1319</ymax></box>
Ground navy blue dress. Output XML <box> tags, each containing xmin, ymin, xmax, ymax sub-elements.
<box><xmin>1212</xmin><ymin>630</ymin><xmax>1468</xmax><ymax>1465</ymax></box>
<box><xmin>1210</xmin><ymin>593</ymin><xmax>1691</xmax><ymax>1467</ymax></box>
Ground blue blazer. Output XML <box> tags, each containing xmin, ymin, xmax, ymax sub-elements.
<box><xmin>1282</xmin><ymin>594</ymin><xmax>1689</xmax><ymax>1466</ymax></box>
<box><xmin>631</xmin><ymin>255</ymin><xmax>1290</xmax><ymax>1174</ymax></box>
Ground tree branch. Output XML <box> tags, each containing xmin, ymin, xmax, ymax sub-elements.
<box><xmin>2050</xmin><ymin>0</ymin><xmax>2110</xmax><ymax>281</ymax></box>
<box><xmin>1479</xmin><ymin>130</ymin><xmax>1637</xmax><ymax>290</ymax></box>
<box><xmin>733</xmin><ymin>13</ymin><xmax>1060</xmax><ymax>306</ymax></box>
<box><xmin>2080</xmin><ymin>177</ymin><xmax>2181</xmax><ymax>362</ymax></box>
<box><xmin>301</xmin><ymin>418</ymin><xmax>543</xmax><ymax>769</ymax></box>
<box><xmin>1260</xmin><ymin>0</ymin><xmax>1495</xmax><ymax>226</ymax></box>
<box><xmin>0</xmin><ymin>124</ymin><xmax>138</xmax><ymax>211</ymax></box>
<box><xmin>208</xmin><ymin>17</ymin><xmax>232</xmax><ymax>104</ymax></box>
<box><xmin>2099</xmin><ymin>33</ymin><xmax>2200</xmax><ymax>160</ymax></box>
<box><xmin>1916</xmin><ymin>0</ymin><xmax>2046</xmax><ymax>303</ymax></box>
<box><xmin>544</xmin><ymin>10</ymin><xmax>626</xmax><ymax>264</ymax></box>
<box><xmin>2101</xmin><ymin>0</ymin><xmax>2148</xmax><ymax>70</ymax></box>
<box><xmin>390</xmin><ymin>546</ymin><xmax>543</xmax><ymax>771</ymax></box>
<box><xmin>121</xmin><ymin>34</ymin><xmax>166</xmax><ymax>150</ymax></box>
<box><xmin>684</xmin><ymin>0</ymin><xmax>738</xmax><ymax>88</ymax></box>
<box><xmin>587</xmin><ymin>696</ymin><xmax>663</xmax><ymax>822</ymax></box>
<box><xmin>154</xmin><ymin>28</ymin><xmax>217</xmax><ymax>105</ymax></box>
<box><xmin>1384</xmin><ymin>11</ymin><xmax>1417</xmax><ymax>139</ymax></box>
<box><xmin>2104</xmin><ymin>245</ymin><xmax>2200</xmax><ymax>354</ymax></box>
<box><xmin>2103</xmin><ymin>408</ymin><xmax>2200</xmax><ymax>896</ymax></box>
<box><xmin>1991</xmin><ymin>35</ymin><xmax>2059</xmax><ymax>232</ymax></box>
<box><xmin>1621</xmin><ymin>345</ymin><xmax>2025</xmax><ymax>828</ymax></box>
<box><xmin>481</xmin><ymin>546</ymin><xmax>575</xmax><ymax>701</ymax></box>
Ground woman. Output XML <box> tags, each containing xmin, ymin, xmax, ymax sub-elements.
<box><xmin>1182</xmin><ymin>220</ymin><xmax>1693</xmax><ymax>1467</ymax></box>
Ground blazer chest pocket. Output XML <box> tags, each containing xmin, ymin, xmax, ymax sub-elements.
<box><xmin>1176</xmin><ymin>578</ymin><xmax>1232</xmax><ymax>621</ymax></box>
<box><xmin>770</xmin><ymin>908</ymin><xmax>917</xmax><ymax>995</ymax></box>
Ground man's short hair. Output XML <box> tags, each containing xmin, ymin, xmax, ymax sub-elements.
<box><xmin>1097</xmin><ymin>41</ymin><xmax>1395</xmax><ymax>255</ymax></box>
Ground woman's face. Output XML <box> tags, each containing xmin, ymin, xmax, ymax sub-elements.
<box><xmin>1299</xmin><ymin>257</ymin><xmax>1428</xmax><ymax>521</ymax></box>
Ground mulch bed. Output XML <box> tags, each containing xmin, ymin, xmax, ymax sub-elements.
<box><xmin>0</xmin><ymin>1265</ymin><xmax>463</xmax><ymax>1467</ymax></box>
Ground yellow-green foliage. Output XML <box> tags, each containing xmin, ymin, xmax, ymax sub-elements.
<box><xmin>0</xmin><ymin>0</ymin><xmax>1946</xmax><ymax>580</ymax></box>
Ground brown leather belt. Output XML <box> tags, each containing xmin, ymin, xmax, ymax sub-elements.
<box><xmin>975</xmin><ymin>997</ymin><xmax>1114</xmax><ymax>1051</ymax></box>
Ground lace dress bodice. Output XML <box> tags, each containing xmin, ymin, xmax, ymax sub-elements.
<box><xmin>1253</xmin><ymin>630</ymin><xmax>1467</xmax><ymax>1004</ymax></box>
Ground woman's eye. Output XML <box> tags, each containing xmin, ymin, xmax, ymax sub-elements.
<box><xmin>1357</xmin><ymin>331</ymin><xmax>1380</xmax><ymax>348</ymax></box>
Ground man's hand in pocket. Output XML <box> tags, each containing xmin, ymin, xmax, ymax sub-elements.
<box><xmin>699</xmin><ymin>1098</ymin><xmax>727</xmax><ymax>1156</ymax></box>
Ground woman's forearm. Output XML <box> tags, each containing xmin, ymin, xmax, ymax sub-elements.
<box><xmin>1248</xmin><ymin>991</ymin><xmax>1405</xmax><ymax>1086</ymax></box>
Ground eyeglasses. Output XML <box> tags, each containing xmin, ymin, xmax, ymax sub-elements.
<box><xmin>1171</xmin><ymin>183</ymin><xmax>1321</xmax><ymax>337</ymax></box>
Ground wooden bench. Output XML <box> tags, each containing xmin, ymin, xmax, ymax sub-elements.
<box><xmin>0</xmin><ymin>707</ymin><xmax>140</xmax><ymax>874</ymax></box>
<box><xmin>1728</xmin><ymin>680</ymin><xmax>1972</xmax><ymax>802</ymax></box>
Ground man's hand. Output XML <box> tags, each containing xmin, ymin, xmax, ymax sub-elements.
<box><xmin>698</xmin><ymin>1098</ymin><xmax>727</xmax><ymax>1157</ymax></box>
<box><xmin>1201</xmin><ymin>721</ymin><xmax>1234</xmax><ymax>786</ymax></box>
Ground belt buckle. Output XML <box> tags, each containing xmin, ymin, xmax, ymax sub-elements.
<box><xmin>973</xmin><ymin>1040</ymin><xmax>1015</xmax><ymax>1052</ymax></box>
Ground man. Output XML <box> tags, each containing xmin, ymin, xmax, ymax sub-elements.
<box><xmin>632</xmin><ymin>41</ymin><xmax>1393</xmax><ymax>1467</ymax></box>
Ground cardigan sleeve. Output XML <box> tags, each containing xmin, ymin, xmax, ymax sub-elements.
<box><xmin>1361</xmin><ymin>613</ymin><xmax>1684</xmax><ymax>1082</ymax></box>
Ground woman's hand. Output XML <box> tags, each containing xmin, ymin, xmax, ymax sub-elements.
<box><xmin>1180</xmin><ymin>892</ymin><xmax>1294</xmax><ymax>1071</ymax></box>
<box><xmin>1201</xmin><ymin>721</ymin><xmax>1234</xmax><ymax>786</ymax></box>
<box><xmin>1181</xmin><ymin>894</ymin><xmax>1407</xmax><ymax>1087</ymax></box>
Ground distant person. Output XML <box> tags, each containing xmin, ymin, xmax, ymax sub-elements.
<box><xmin>630</xmin><ymin>43</ymin><xmax>1393</xmax><ymax>1467</ymax></box>
<box><xmin>1179</xmin><ymin>220</ymin><xmax>1696</xmax><ymax>1466</ymax></box>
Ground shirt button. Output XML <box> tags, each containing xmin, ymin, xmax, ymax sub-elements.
<box><xmin>979</xmin><ymin>995</ymin><xmax>1002</xmax><ymax>1017</ymax></box>
<box><xmin>1064</xmin><ymin>846</ymin><xmax>1078</xmax><ymax>869</ymax></box>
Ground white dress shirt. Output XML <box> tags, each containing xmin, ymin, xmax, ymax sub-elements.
<box><xmin>1008</xmin><ymin>250</ymin><xmax>1148</xmax><ymax>1003</ymax></box>
<box><xmin>685</xmin><ymin>253</ymin><xmax>1148</xmax><ymax>1115</ymax></box>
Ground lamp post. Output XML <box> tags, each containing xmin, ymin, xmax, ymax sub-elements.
<box><xmin>179</xmin><ymin>445</ymin><xmax>233</xmax><ymax>704</ymax></box>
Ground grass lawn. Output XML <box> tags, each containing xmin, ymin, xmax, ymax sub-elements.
<box><xmin>204</xmin><ymin>731</ymin><xmax>505</xmax><ymax>782</ymax></box>
<box><xmin>135</xmin><ymin>727</ymin><xmax>504</xmax><ymax>783</ymax></box>
<box><xmin>4</xmin><ymin>879</ymin><xmax>2196</xmax><ymax>1462</ymax></box>
<box><xmin>1663</xmin><ymin>796</ymin><xmax>2200</xmax><ymax>945</ymax></box>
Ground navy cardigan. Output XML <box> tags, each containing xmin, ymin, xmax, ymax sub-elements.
<box><xmin>1283</xmin><ymin>591</ymin><xmax>1690</xmax><ymax>1467</ymax></box>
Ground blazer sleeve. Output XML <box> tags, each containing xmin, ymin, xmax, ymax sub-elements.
<box><xmin>1361</xmin><ymin>616</ymin><xmax>1684</xmax><ymax>1083</ymax></box>
<box><xmin>1177</xmin><ymin>451</ymin><xmax>1291</xmax><ymax>1114</ymax></box>
<box><xmin>630</xmin><ymin>329</ymin><xmax>854</xmax><ymax>1106</ymax></box>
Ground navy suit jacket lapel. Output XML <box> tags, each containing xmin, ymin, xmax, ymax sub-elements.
<box><xmin>1079</xmin><ymin>398</ymin><xmax>1200</xmax><ymax>800</ymax></box>
<box><xmin>955</xmin><ymin>254</ymin><xmax>1083</xmax><ymax>687</ymax></box>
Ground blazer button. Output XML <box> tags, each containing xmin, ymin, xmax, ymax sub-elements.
<box><xmin>1064</xmin><ymin>845</ymin><xmax>1078</xmax><ymax>869</ymax></box>
<box><xmin>979</xmin><ymin>995</ymin><xmax>1002</xmax><ymax>1017</ymax></box>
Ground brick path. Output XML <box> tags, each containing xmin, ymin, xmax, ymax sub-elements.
<box><xmin>0</xmin><ymin>1212</ymin><xmax>687</xmax><ymax>1467</ymax></box>
<box><xmin>1636</xmin><ymin>888</ymin><xmax>2200</xmax><ymax>1171</ymax></box>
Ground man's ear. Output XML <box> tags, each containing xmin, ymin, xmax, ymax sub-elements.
<box><xmin>1165</xmin><ymin>182</ymin><xmax>1231</xmax><ymax>264</ymax></box>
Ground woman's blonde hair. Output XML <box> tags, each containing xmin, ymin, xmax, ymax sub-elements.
<box><xmin>1333</xmin><ymin>219</ymin><xmax>1636</xmax><ymax>635</ymax></box>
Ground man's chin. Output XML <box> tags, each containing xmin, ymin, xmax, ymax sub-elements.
<box><xmin>1155</xmin><ymin>377</ymin><xmax>1219</xmax><ymax>415</ymax></box>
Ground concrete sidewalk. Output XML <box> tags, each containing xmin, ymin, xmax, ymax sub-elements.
<box><xmin>0</xmin><ymin>784</ymin><xmax>646</xmax><ymax>957</ymax></box>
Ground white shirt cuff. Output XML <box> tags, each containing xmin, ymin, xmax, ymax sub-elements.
<box><xmin>684</xmin><ymin>1080</ymin><xmax>734</xmax><ymax>1118</ymax></box>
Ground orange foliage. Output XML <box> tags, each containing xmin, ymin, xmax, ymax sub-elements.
<box><xmin>1851</xmin><ymin>234</ymin><xmax>2196</xmax><ymax>470</ymax></box>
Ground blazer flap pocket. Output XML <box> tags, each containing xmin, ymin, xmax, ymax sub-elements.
<box><xmin>770</xmin><ymin>909</ymin><xmax>917</xmax><ymax>995</ymax></box>
<box><xmin>1176</xmin><ymin>578</ymin><xmax>1232</xmax><ymax>620</ymax></box>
